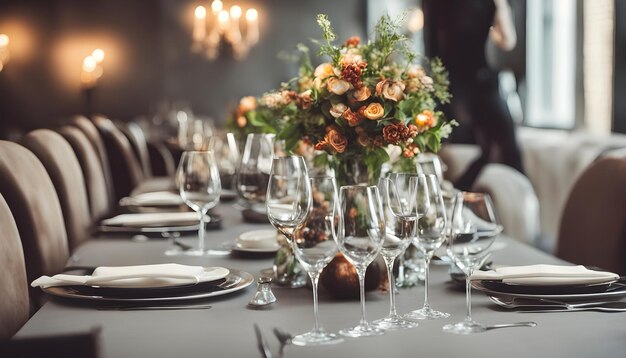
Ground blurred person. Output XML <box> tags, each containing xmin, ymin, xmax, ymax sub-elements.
<box><xmin>424</xmin><ymin>0</ymin><xmax>525</xmax><ymax>190</ymax></box>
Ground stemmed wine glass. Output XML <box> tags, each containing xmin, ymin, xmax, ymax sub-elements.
<box><xmin>372</xmin><ymin>175</ymin><xmax>421</xmax><ymax>330</ymax></box>
<box><xmin>290</xmin><ymin>176</ymin><xmax>343</xmax><ymax>346</ymax></box>
<box><xmin>443</xmin><ymin>192</ymin><xmax>503</xmax><ymax>334</ymax></box>
<box><xmin>266</xmin><ymin>155</ymin><xmax>312</xmax><ymax>251</ymax></box>
<box><xmin>236</xmin><ymin>133</ymin><xmax>275</xmax><ymax>211</ymax></box>
<box><xmin>405</xmin><ymin>174</ymin><xmax>450</xmax><ymax>320</ymax></box>
<box><xmin>172</xmin><ymin>150</ymin><xmax>221</xmax><ymax>256</ymax></box>
<box><xmin>333</xmin><ymin>185</ymin><xmax>386</xmax><ymax>338</ymax></box>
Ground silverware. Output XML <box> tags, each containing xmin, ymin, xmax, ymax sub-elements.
<box><xmin>490</xmin><ymin>296</ymin><xmax>626</xmax><ymax>312</ymax></box>
<box><xmin>96</xmin><ymin>304</ymin><xmax>212</xmax><ymax>311</ymax></box>
<box><xmin>253</xmin><ymin>323</ymin><xmax>273</xmax><ymax>358</ymax></box>
<box><xmin>272</xmin><ymin>327</ymin><xmax>292</xmax><ymax>358</ymax></box>
<box><xmin>484</xmin><ymin>322</ymin><xmax>537</xmax><ymax>330</ymax></box>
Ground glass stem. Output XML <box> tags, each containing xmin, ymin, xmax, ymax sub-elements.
<box><xmin>357</xmin><ymin>267</ymin><xmax>367</xmax><ymax>326</ymax></box>
<box><xmin>383</xmin><ymin>256</ymin><xmax>397</xmax><ymax>317</ymax></box>
<box><xmin>464</xmin><ymin>274</ymin><xmax>473</xmax><ymax>322</ymax></box>
<box><xmin>397</xmin><ymin>254</ymin><xmax>405</xmax><ymax>287</ymax></box>
<box><xmin>309</xmin><ymin>270</ymin><xmax>322</xmax><ymax>333</ymax></box>
<box><xmin>197</xmin><ymin>209</ymin><xmax>206</xmax><ymax>253</ymax></box>
<box><xmin>423</xmin><ymin>253</ymin><xmax>431</xmax><ymax>309</ymax></box>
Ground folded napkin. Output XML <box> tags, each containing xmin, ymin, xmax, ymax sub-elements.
<box><xmin>471</xmin><ymin>264</ymin><xmax>619</xmax><ymax>286</ymax></box>
<box><xmin>236</xmin><ymin>229</ymin><xmax>279</xmax><ymax>249</ymax></box>
<box><xmin>101</xmin><ymin>212</ymin><xmax>208</xmax><ymax>227</ymax></box>
<box><xmin>120</xmin><ymin>191</ymin><xmax>184</xmax><ymax>207</ymax></box>
<box><xmin>31</xmin><ymin>263</ymin><xmax>229</xmax><ymax>289</ymax></box>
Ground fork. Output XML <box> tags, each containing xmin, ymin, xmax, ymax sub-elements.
<box><xmin>490</xmin><ymin>296</ymin><xmax>626</xmax><ymax>312</ymax></box>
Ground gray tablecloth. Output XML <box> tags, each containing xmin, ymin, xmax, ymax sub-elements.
<box><xmin>16</xmin><ymin>203</ymin><xmax>626</xmax><ymax>358</ymax></box>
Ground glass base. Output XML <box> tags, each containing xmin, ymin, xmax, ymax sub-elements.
<box><xmin>404</xmin><ymin>306</ymin><xmax>450</xmax><ymax>320</ymax></box>
<box><xmin>339</xmin><ymin>323</ymin><xmax>384</xmax><ymax>338</ymax></box>
<box><xmin>291</xmin><ymin>330</ymin><xmax>343</xmax><ymax>346</ymax></box>
<box><xmin>164</xmin><ymin>248</ymin><xmax>231</xmax><ymax>256</ymax></box>
<box><xmin>442</xmin><ymin>319</ymin><xmax>486</xmax><ymax>334</ymax></box>
<box><xmin>373</xmin><ymin>315</ymin><xmax>419</xmax><ymax>330</ymax></box>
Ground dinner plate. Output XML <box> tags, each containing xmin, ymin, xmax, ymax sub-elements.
<box><xmin>96</xmin><ymin>215</ymin><xmax>222</xmax><ymax>235</ymax></box>
<box><xmin>42</xmin><ymin>269</ymin><xmax>254</xmax><ymax>302</ymax></box>
<box><xmin>479</xmin><ymin>279</ymin><xmax>616</xmax><ymax>295</ymax></box>
<box><xmin>473</xmin><ymin>280</ymin><xmax>626</xmax><ymax>302</ymax></box>
<box><xmin>232</xmin><ymin>242</ymin><xmax>280</xmax><ymax>253</ymax></box>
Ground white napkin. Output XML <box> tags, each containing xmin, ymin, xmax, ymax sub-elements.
<box><xmin>236</xmin><ymin>229</ymin><xmax>279</xmax><ymax>249</ymax></box>
<box><xmin>471</xmin><ymin>264</ymin><xmax>619</xmax><ymax>286</ymax></box>
<box><xmin>101</xmin><ymin>212</ymin><xmax>208</xmax><ymax>227</ymax></box>
<box><xmin>31</xmin><ymin>263</ymin><xmax>229</xmax><ymax>289</ymax></box>
<box><xmin>120</xmin><ymin>191</ymin><xmax>184</xmax><ymax>207</ymax></box>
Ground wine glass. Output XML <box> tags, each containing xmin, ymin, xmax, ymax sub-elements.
<box><xmin>236</xmin><ymin>133</ymin><xmax>274</xmax><ymax>211</ymax></box>
<box><xmin>266</xmin><ymin>156</ymin><xmax>312</xmax><ymax>245</ymax></box>
<box><xmin>405</xmin><ymin>174</ymin><xmax>450</xmax><ymax>320</ymax></box>
<box><xmin>333</xmin><ymin>185</ymin><xmax>386</xmax><ymax>338</ymax></box>
<box><xmin>372</xmin><ymin>176</ymin><xmax>420</xmax><ymax>330</ymax></box>
<box><xmin>290</xmin><ymin>176</ymin><xmax>343</xmax><ymax>346</ymax></box>
<box><xmin>172</xmin><ymin>150</ymin><xmax>221</xmax><ymax>256</ymax></box>
<box><xmin>443</xmin><ymin>192</ymin><xmax>503</xmax><ymax>334</ymax></box>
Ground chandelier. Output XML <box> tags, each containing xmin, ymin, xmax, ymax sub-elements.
<box><xmin>192</xmin><ymin>1</ymin><xmax>259</xmax><ymax>61</ymax></box>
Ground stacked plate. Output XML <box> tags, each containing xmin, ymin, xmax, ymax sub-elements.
<box><xmin>471</xmin><ymin>264</ymin><xmax>626</xmax><ymax>308</ymax></box>
<box><xmin>230</xmin><ymin>229</ymin><xmax>281</xmax><ymax>253</ymax></box>
<box><xmin>32</xmin><ymin>264</ymin><xmax>253</xmax><ymax>303</ymax></box>
<box><xmin>97</xmin><ymin>212</ymin><xmax>222</xmax><ymax>234</ymax></box>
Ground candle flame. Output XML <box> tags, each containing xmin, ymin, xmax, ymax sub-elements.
<box><xmin>91</xmin><ymin>48</ymin><xmax>105</xmax><ymax>63</ymax></box>
<box><xmin>245</xmin><ymin>9</ymin><xmax>258</xmax><ymax>22</ymax></box>
<box><xmin>0</xmin><ymin>34</ymin><xmax>9</xmax><ymax>47</ymax></box>
<box><xmin>195</xmin><ymin>6</ymin><xmax>207</xmax><ymax>19</ymax></box>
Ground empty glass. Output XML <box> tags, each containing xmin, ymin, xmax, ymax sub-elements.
<box><xmin>405</xmin><ymin>174</ymin><xmax>450</xmax><ymax>320</ymax></box>
<box><xmin>236</xmin><ymin>133</ymin><xmax>274</xmax><ymax>211</ymax></box>
<box><xmin>290</xmin><ymin>176</ymin><xmax>343</xmax><ymax>346</ymax></box>
<box><xmin>443</xmin><ymin>192</ymin><xmax>503</xmax><ymax>334</ymax></box>
<box><xmin>173</xmin><ymin>151</ymin><xmax>221</xmax><ymax>256</ymax></box>
<box><xmin>372</xmin><ymin>176</ymin><xmax>420</xmax><ymax>330</ymax></box>
<box><xmin>333</xmin><ymin>185</ymin><xmax>386</xmax><ymax>338</ymax></box>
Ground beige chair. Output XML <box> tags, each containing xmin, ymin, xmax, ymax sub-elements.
<box><xmin>22</xmin><ymin>129</ymin><xmax>92</xmax><ymax>250</ymax></box>
<box><xmin>71</xmin><ymin>115</ymin><xmax>115</xmax><ymax>205</ymax></box>
<box><xmin>556</xmin><ymin>157</ymin><xmax>626</xmax><ymax>274</ymax></box>
<box><xmin>0</xmin><ymin>193</ymin><xmax>29</xmax><ymax>340</ymax></box>
<box><xmin>472</xmin><ymin>163</ymin><xmax>541</xmax><ymax>245</ymax></box>
<box><xmin>92</xmin><ymin>115</ymin><xmax>144</xmax><ymax>200</ymax></box>
<box><xmin>118</xmin><ymin>121</ymin><xmax>153</xmax><ymax>178</ymax></box>
<box><xmin>58</xmin><ymin>125</ymin><xmax>112</xmax><ymax>222</ymax></box>
<box><xmin>0</xmin><ymin>141</ymin><xmax>69</xmax><ymax>305</ymax></box>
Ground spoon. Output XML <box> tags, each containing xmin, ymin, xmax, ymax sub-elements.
<box><xmin>484</xmin><ymin>322</ymin><xmax>537</xmax><ymax>330</ymax></box>
<box><xmin>272</xmin><ymin>327</ymin><xmax>292</xmax><ymax>358</ymax></box>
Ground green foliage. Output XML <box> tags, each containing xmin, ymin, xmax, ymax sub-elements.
<box><xmin>315</xmin><ymin>14</ymin><xmax>341</xmax><ymax>65</ymax></box>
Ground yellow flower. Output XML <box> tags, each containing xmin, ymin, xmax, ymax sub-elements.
<box><xmin>414</xmin><ymin>110</ymin><xmax>437</xmax><ymax>132</ymax></box>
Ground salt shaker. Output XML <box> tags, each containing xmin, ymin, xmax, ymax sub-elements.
<box><xmin>248</xmin><ymin>276</ymin><xmax>277</xmax><ymax>308</ymax></box>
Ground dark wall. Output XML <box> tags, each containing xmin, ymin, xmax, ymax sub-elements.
<box><xmin>614</xmin><ymin>0</ymin><xmax>626</xmax><ymax>134</ymax></box>
<box><xmin>0</xmin><ymin>0</ymin><xmax>367</xmax><ymax>135</ymax></box>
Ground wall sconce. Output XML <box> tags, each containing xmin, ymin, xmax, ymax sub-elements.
<box><xmin>0</xmin><ymin>34</ymin><xmax>10</xmax><ymax>72</ymax></box>
<box><xmin>192</xmin><ymin>1</ymin><xmax>259</xmax><ymax>61</ymax></box>
<box><xmin>81</xmin><ymin>48</ymin><xmax>105</xmax><ymax>88</ymax></box>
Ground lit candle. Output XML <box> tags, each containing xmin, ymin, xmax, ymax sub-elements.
<box><xmin>193</xmin><ymin>6</ymin><xmax>207</xmax><ymax>43</ymax></box>
<box><xmin>218</xmin><ymin>10</ymin><xmax>230</xmax><ymax>33</ymax></box>
<box><xmin>245</xmin><ymin>9</ymin><xmax>259</xmax><ymax>45</ymax></box>
<box><xmin>229</xmin><ymin>6</ymin><xmax>242</xmax><ymax>44</ymax></box>
<box><xmin>211</xmin><ymin>0</ymin><xmax>223</xmax><ymax>15</ymax></box>
<box><xmin>0</xmin><ymin>34</ymin><xmax>9</xmax><ymax>48</ymax></box>
<box><xmin>91</xmin><ymin>48</ymin><xmax>105</xmax><ymax>63</ymax></box>
<box><xmin>82</xmin><ymin>56</ymin><xmax>97</xmax><ymax>73</ymax></box>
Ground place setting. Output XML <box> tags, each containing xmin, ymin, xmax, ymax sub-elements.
<box><xmin>30</xmin><ymin>263</ymin><xmax>254</xmax><ymax>309</ymax></box>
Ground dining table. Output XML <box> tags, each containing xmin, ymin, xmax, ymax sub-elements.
<box><xmin>15</xmin><ymin>202</ymin><xmax>626</xmax><ymax>358</ymax></box>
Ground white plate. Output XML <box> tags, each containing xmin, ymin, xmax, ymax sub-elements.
<box><xmin>42</xmin><ymin>269</ymin><xmax>254</xmax><ymax>303</ymax></box>
<box><xmin>232</xmin><ymin>242</ymin><xmax>280</xmax><ymax>253</ymax></box>
<box><xmin>473</xmin><ymin>280</ymin><xmax>626</xmax><ymax>302</ymax></box>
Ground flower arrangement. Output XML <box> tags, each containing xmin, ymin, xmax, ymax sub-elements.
<box><xmin>229</xmin><ymin>14</ymin><xmax>456</xmax><ymax>184</ymax></box>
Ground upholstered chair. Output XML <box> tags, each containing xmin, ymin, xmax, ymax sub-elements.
<box><xmin>0</xmin><ymin>193</ymin><xmax>29</xmax><ymax>340</ymax></box>
<box><xmin>118</xmin><ymin>121</ymin><xmax>153</xmax><ymax>178</ymax></box>
<box><xmin>22</xmin><ymin>129</ymin><xmax>92</xmax><ymax>250</ymax></box>
<box><xmin>92</xmin><ymin>115</ymin><xmax>144</xmax><ymax>200</ymax></box>
<box><xmin>58</xmin><ymin>125</ymin><xmax>112</xmax><ymax>222</ymax></box>
<box><xmin>71</xmin><ymin>115</ymin><xmax>115</xmax><ymax>204</ymax></box>
<box><xmin>0</xmin><ymin>141</ymin><xmax>69</xmax><ymax>306</ymax></box>
<box><xmin>556</xmin><ymin>157</ymin><xmax>626</xmax><ymax>274</ymax></box>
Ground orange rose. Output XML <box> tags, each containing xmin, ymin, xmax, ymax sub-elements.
<box><xmin>327</xmin><ymin>78</ymin><xmax>351</xmax><ymax>95</ymax></box>
<box><xmin>344</xmin><ymin>36</ymin><xmax>360</xmax><ymax>47</ymax></box>
<box><xmin>314</xmin><ymin>63</ymin><xmax>337</xmax><ymax>80</ymax></box>
<box><xmin>238</xmin><ymin>96</ymin><xmax>257</xmax><ymax>113</ymax></box>
<box><xmin>361</xmin><ymin>102</ymin><xmax>384</xmax><ymax>120</ymax></box>
<box><xmin>297</xmin><ymin>90</ymin><xmax>313</xmax><ymax>110</ymax></box>
<box><xmin>375</xmin><ymin>79</ymin><xmax>405</xmax><ymax>102</ymax></box>
<box><xmin>350</xmin><ymin>86</ymin><xmax>371</xmax><ymax>102</ymax></box>
<box><xmin>342</xmin><ymin>108</ymin><xmax>363</xmax><ymax>127</ymax></box>
<box><xmin>415</xmin><ymin>110</ymin><xmax>437</xmax><ymax>132</ymax></box>
<box><xmin>236</xmin><ymin>115</ymin><xmax>247</xmax><ymax>128</ymax></box>
<box><xmin>324</xmin><ymin>126</ymin><xmax>347</xmax><ymax>153</ymax></box>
